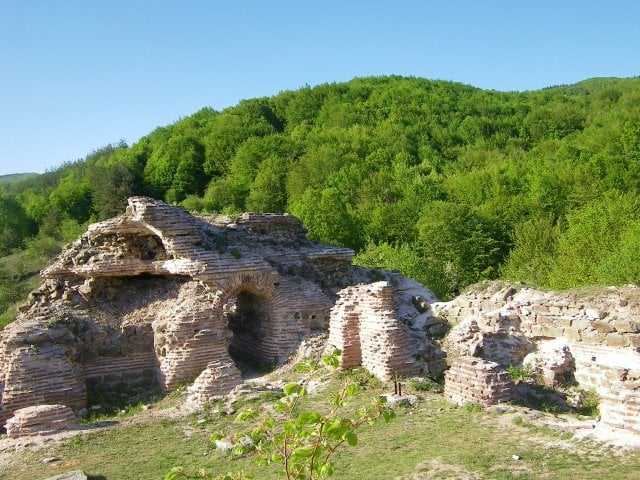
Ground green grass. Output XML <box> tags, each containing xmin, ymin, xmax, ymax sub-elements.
<box><xmin>2</xmin><ymin>373</ymin><xmax>640</xmax><ymax>480</ymax></box>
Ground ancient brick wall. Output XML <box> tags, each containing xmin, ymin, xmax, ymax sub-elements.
<box><xmin>5</xmin><ymin>404</ymin><xmax>78</xmax><ymax>438</ymax></box>
<box><xmin>444</xmin><ymin>356</ymin><xmax>515</xmax><ymax>406</ymax></box>
<box><xmin>1</xmin><ymin>197</ymin><xmax>407</xmax><ymax>426</ymax></box>
<box><xmin>184</xmin><ymin>360</ymin><xmax>242</xmax><ymax>407</ymax></box>
<box><xmin>328</xmin><ymin>282</ymin><xmax>420</xmax><ymax>381</ymax></box>
<box><xmin>0</xmin><ymin>319</ymin><xmax>86</xmax><ymax>425</ymax></box>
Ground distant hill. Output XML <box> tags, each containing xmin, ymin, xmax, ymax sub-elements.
<box><xmin>0</xmin><ymin>172</ymin><xmax>39</xmax><ymax>184</ymax></box>
<box><xmin>2</xmin><ymin>75</ymin><xmax>640</xmax><ymax>304</ymax></box>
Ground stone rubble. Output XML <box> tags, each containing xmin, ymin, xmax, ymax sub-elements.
<box><xmin>5</xmin><ymin>404</ymin><xmax>78</xmax><ymax>438</ymax></box>
<box><xmin>44</xmin><ymin>472</ymin><xmax>88</xmax><ymax>480</ymax></box>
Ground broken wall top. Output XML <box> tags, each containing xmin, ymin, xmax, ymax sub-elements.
<box><xmin>40</xmin><ymin>197</ymin><xmax>357</xmax><ymax>293</ymax></box>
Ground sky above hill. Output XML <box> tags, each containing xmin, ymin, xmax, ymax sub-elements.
<box><xmin>0</xmin><ymin>0</ymin><xmax>638</xmax><ymax>176</ymax></box>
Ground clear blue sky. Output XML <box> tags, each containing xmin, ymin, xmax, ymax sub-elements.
<box><xmin>1</xmin><ymin>0</ymin><xmax>638</xmax><ymax>176</ymax></box>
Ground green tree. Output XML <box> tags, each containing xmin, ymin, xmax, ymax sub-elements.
<box><xmin>501</xmin><ymin>215</ymin><xmax>560</xmax><ymax>286</ymax></box>
<box><xmin>246</xmin><ymin>155</ymin><xmax>291</xmax><ymax>212</ymax></box>
<box><xmin>596</xmin><ymin>219</ymin><xmax>640</xmax><ymax>285</ymax></box>
<box><xmin>144</xmin><ymin>135</ymin><xmax>205</xmax><ymax>202</ymax></box>
<box><xmin>0</xmin><ymin>193</ymin><xmax>36</xmax><ymax>255</ymax></box>
<box><xmin>547</xmin><ymin>191</ymin><xmax>640</xmax><ymax>288</ymax></box>
<box><xmin>89</xmin><ymin>161</ymin><xmax>136</xmax><ymax>219</ymax></box>
<box><xmin>291</xmin><ymin>188</ymin><xmax>363</xmax><ymax>250</ymax></box>
<box><xmin>417</xmin><ymin>202</ymin><xmax>511</xmax><ymax>297</ymax></box>
<box><xmin>49</xmin><ymin>170</ymin><xmax>92</xmax><ymax>223</ymax></box>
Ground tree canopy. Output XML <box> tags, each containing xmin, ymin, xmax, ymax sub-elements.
<box><xmin>3</xmin><ymin>75</ymin><xmax>640</xmax><ymax>309</ymax></box>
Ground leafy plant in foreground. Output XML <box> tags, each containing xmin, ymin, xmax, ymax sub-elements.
<box><xmin>165</xmin><ymin>349</ymin><xmax>395</xmax><ymax>480</ymax></box>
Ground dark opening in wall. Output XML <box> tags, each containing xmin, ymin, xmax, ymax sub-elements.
<box><xmin>84</xmin><ymin>368</ymin><xmax>160</xmax><ymax>416</ymax></box>
<box><xmin>225</xmin><ymin>290</ymin><xmax>273</xmax><ymax>371</ymax></box>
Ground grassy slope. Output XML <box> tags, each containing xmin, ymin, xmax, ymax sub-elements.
<box><xmin>2</xmin><ymin>371</ymin><xmax>640</xmax><ymax>480</ymax></box>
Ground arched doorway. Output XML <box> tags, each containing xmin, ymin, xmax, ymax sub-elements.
<box><xmin>224</xmin><ymin>289</ymin><xmax>274</xmax><ymax>371</ymax></box>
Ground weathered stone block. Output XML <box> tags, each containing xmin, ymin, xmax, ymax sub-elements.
<box><xmin>605</xmin><ymin>333</ymin><xmax>629</xmax><ymax>348</ymax></box>
<box><xmin>563</xmin><ymin>328</ymin><xmax>581</xmax><ymax>342</ymax></box>
<box><xmin>541</xmin><ymin>326</ymin><xmax>564</xmax><ymax>338</ymax></box>
<box><xmin>535</xmin><ymin>315</ymin><xmax>556</xmax><ymax>326</ymax></box>
<box><xmin>612</xmin><ymin>320</ymin><xmax>640</xmax><ymax>334</ymax></box>
<box><xmin>626</xmin><ymin>334</ymin><xmax>640</xmax><ymax>351</ymax></box>
<box><xmin>572</xmin><ymin>319</ymin><xmax>591</xmax><ymax>331</ymax></box>
<box><xmin>592</xmin><ymin>321</ymin><xmax>615</xmax><ymax>334</ymax></box>
<box><xmin>585</xmin><ymin>308</ymin><xmax>607</xmax><ymax>320</ymax></box>
<box><xmin>555</xmin><ymin>317</ymin><xmax>572</xmax><ymax>328</ymax></box>
<box><xmin>580</xmin><ymin>330</ymin><xmax>606</xmax><ymax>344</ymax></box>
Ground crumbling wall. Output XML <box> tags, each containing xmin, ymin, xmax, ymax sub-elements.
<box><xmin>1</xmin><ymin>197</ymin><xmax>431</xmax><ymax>426</ymax></box>
<box><xmin>5</xmin><ymin>404</ymin><xmax>77</xmax><ymax>438</ymax></box>
<box><xmin>435</xmin><ymin>281</ymin><xmax>640</xmax><ymax>434</ymax></box>
<box><xmin>444</xmin><ymin>356</ymin><xmax>515</xmax><ymax>406</ymax></box>
<box><xmin>0</xmin><ymin>318</ymin><xmax>86</xmax><ymax>426</ymax></box>
<box><xmin>184</xmin><ymin>360</ymin><xmax>243</xmax><ymax>407</ymax></box>
<box><xmin>328</xmin><ymin>282</ymin><xmax>421</xmax><ymax>381</ymax></box>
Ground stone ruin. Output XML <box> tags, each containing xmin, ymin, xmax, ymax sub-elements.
<box><xmin>5</xmin><ymin>404</ymin><xmax>78</xmax><ymax>438</ymax></box>
<box><xmin>328</xmin><ymin>282</ymin><xmax>422</xmax><ymax>380</ymax></box>
<box><xmin>444</xmin><ymin>356</ymin><xmax>515</xmax><ymax>407</ymax></box>
<box><xmin>0</xmin><ymin>197</ymin><xmax>440</xmax><ymax>431</ymax></box>
<box><xmin>3</xmin><ymin>197</ymin><xmax>640</xmax><ymax>442</ymax></box>
<box><xmin>433</xmin><ymin>281</ymin><xmax>640</xmax><ymax>435</ymax></box>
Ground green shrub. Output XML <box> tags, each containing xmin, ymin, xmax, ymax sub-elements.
<box><xmin>505</xmin><ymin>364</ymin><xmax>534</xmax><ymax>383</ymax></box>
<box><xmin>407</xmin><ymin>376</ymin><xmax>443</xmax><ymax>393</ymax></box>
<box><xmin>574</xmin><ymin>390</ymin><xmax>600</xmax><ymax>418</ymax></box>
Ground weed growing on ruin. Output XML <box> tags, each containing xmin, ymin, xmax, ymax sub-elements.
<box><xmin>82</xmin><ymin>385</ymin><xmax>163</xmax><ymax>422</ymax></box>
<box><xmin>229</xmin><ymin>390</ymin><xmax>284</xmax><ymax>413</ymax></box>
<box><xmin>230</xmin><ymin>248</ymin><xmax>242</xmax><ymax>259</ymax></box>
<box><xmin>407</xmin><ymin>376</ymin><xmax>443</xmax><ymax>393</ymax></box>
<box><xmin>511</xmin><ymin>416</ymin><xmax>573</xmax><ymax>440</ymax></box>
<box><xmin>44</xmin><ymin>313</ymin><xmax>73</xmax><ymax>329</ymax></box>
<box><xmin>505</xmin><ymin>364</ymin><xmax>535</xmax><ymax>383</ymax></box>
<box><xmin>517</xmin><ymin>384</ymin><xmax>569</xmax><ymax>414</ymax></box>
<box><xmin>165</xmin><ymin>349</ymin><xmax>395</xmax><ymax>480</ymax></box>
<box><xmin>370</xmin><ymin>269</ymin><xmax>385</xmax><ymax>282</ymax></box>
<box><xmin>340</xmin><ymin>366</ymin><xmax>382</xmax><ymax>390</ymax></box>
<box><xmin>573</xmin><ymin>389</ymin><xmax>600</xmax><ymax>418</ymax></box>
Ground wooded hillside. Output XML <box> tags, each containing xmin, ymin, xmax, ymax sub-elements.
<box><xmin>2</xmin><ymin>75</ymin><xmax>640</xmax><ymax>324</ymax></box>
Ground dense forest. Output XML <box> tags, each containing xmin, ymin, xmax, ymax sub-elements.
<box><xmin>2</xmin><ymin>75</ymin><xmax>640</xmax><ymax>327</ymax></box>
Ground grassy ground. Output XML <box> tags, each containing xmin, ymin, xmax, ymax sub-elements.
<box><xmin>2</xmin><ymin>370</ymin><xmax>640</xmax><ymax>480</ymax></box>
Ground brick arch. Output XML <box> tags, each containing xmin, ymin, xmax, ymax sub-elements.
<box><xmin>215</xmin><ymin>270</ymin><xmax>283</xmax><ymax>368</ymax></box>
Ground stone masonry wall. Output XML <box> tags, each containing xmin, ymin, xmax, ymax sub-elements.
<box><xmin>5</xmin><ymin>404</ymin><xmax>78</xmax><ymax>438</ymax></box>
<box><xmin>435</xmin><ymin>281</ymin><xmax>640</xmax><ymax>434</ymax></box>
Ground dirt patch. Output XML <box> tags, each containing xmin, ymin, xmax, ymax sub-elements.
<box><xmin>394</xmin><ymin>459</ymin><xmax>482</xmax><ymax>480</ymax></box>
